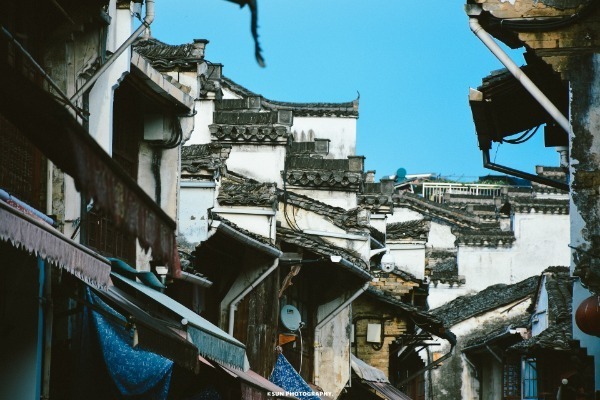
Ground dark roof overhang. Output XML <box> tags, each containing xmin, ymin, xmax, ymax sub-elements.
<box><xmin>470</xmin><ymin>59</ymin><xmax>568</xmax><ymax>151</ymax></box>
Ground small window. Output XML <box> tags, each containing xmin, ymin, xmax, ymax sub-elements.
<box><xmin>522</xmin><ymin>357</ymin><xmax>538</xmax><ymax>399</ymax></box>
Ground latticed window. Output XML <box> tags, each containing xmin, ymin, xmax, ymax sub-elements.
<box><xmin>0</xmin><ymin>113</ymin><xmax>47</xmax><ymax>212</ymax></box>
<box><xmin>503</xmin><ymin>360</ymin><xmax>521</xmax><ymax>399</ymax></box>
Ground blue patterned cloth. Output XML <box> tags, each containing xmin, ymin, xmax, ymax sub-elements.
<box><xmin>269</xmin><ymin>354</ymin><xmax>320</xmax><ymax>400</ymax></box>
<box><xmin>88</xmin><ymin>290</ymin><xmax>174</xmax><ymax>399</ymax></box>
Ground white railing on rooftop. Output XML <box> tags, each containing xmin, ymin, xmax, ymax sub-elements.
<box><xmin>421</xmin><ymin>182</ymin><xmax>507</xmax><ymax>203</ymax></box>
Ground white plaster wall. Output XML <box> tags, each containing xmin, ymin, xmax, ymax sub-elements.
<box><xmin>278</xmin><ymin>206</ymin><xmax>347</xmax><ymax>235</ymax></box>
<box><xmin>370</xmin><ymin>214</ymin><xmax>387</xmax><ymax>236</ymax></box>
<box><xmin>387</xmin><ymin>207</ymin><xmax>424</xmax><ymax>223</ymax></box>
<box><xmin>227</xmin><ymin>145</ymin><xmax>286</xmax><ymax>186</ymax></box>
<box><xmin>186</xmin><ymin>100</ymin><xmax>214</xmax><ymax>144</ymax></box>
<box><xmin>88</xmin><ymin>3</ymin><xmax>133</xmax><ymax>152</ymax></box>
<box><xmin>428</xmin><ymin>286</ymin><xmax>473</xmax><ymax>309</ymax></box>
<box><xmin>213</xmin><ymin>211</ymin><xmax>275</xmax><ymax>242</ymax></box>
<box><xmin>510</xmin><ymin>213</ymin><xmax>570</xmax><ymax>281</ymax></box>
<box><xmin>293</xmin><ymin>188</ymin><xmax>357</xmax><ymax>209</ymax></box>
<box><xmin>388</xmin><ymin>243</ymin><xmax>425</xmax><ymax>279</ymax></box>
<box><xmin>457</xmin><ymin>247</ymin><xmax>516</xmax><ymax>292</ymax></box>
<box><xmin>179</xmin><ymin>185</ymin><xmax>215</xmax><ymax>244</ymax></box>
<box><xmin>428</xmin><ymin>221</ymin><xmax>456</xmax><ymax>248</ymax></box>
<box><xmin>317</xmin><ymin>300</ymin><xmax>352</xmax><ymax>398</ymax></box>
<box><xmin>222</xmin><ymin>87</ymin><xmax>243</xmax><ymax>100</ymax></box>
<box><xmin>137</xmin><ymin>144</ymin><xmax>179</xmax><ymax>219</ymax></box>
<box><xmin>292</xmin><ymin>117</ymin><xmax>356</xmax><ymax>159</ymax></box>
<box><xmin>324</xmin><ymin>236</ymin><xmax>371</xmax><ymax>262</ymax></box>
<box><xmin>531</xmin><ymin>276</ymin><xmax>548</xmax><ymax>337</ymax></box>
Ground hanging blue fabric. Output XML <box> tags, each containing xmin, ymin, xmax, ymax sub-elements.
<box><xmin>269</xmin><ymin>353</ymin><xmax>320</xmax><ymax>400</ymax></box>
<box><xmin>87</xmin><ymin>289</ymin><xmax>173</xmax><ymax>400</ymax></box>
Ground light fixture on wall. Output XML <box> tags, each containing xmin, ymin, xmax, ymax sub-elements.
<box><xmin>155</xmin><ymin>265</ymin><xmax>168</xmax><ymax>284</ymax></box>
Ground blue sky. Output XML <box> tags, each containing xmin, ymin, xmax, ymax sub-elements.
<box><xmin>153</xmin><ymin>0</ymin><xmax>559</xmax><ymax>181</ymax></box>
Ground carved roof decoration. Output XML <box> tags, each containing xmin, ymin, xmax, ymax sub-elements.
<box><xmin>284</xmin><ymin>156</ymin><xmax>364</xmax><ymax>191</ymax></box>
<box><xmin>277</xmin><ymin>189</ymin><xmax>370</xmax><ymax>233</ymax></box>
<box><xmin>181</xmin><ymin>143</ymin><xmax>231</xmax><ymax>177</ymax></box>
<box><xmin>510</xmin><ymin>197</ymin><xmax>569</xmax><ymax>214</ymax></box>
<box><xmin>276</xmin><ymin>226</ymin><xmax>370</xmax><ymax>279</ymax></box>
<box><xmin>387</xmin><ymin>219</ymin><xmax>431</xmax><ymax>242</ymax></box>
<box><xmin>218</xmin><ymin>178</ymin><xmax>277</xmax><ymax>208</ymax></box>
<box><xmin>393</xmin><ymin>192</ymin><xmax>483</xmax><ymax>229</ymax></box>
<box><xmin>133</xmin><ymin>38</ymin><xmax>206</xmax><ymax>72</ymax></box>
<box><xmin>453</xmin><ymin>226</ymin><xmax>515</xmax><ymax>247</ymax></box>
<box><xmin>284</xmin><ymin>170</ymin><xmax>362</xmax><ymax>191</ymax></box>
<box><xmin>221</xmin><ymin>76</ymin><xmax>359</xmax><ymax>117</ymax></box>
<box><xmin>209</xmin><ymin>124</ymin><xmax>289</xmax><ymax>143</ymax></box>
<box><xmin>359</xmin><ymin>181</ymin><xmax>395</xmax><ymax>212</ymax></box>
<box><xmin>432</xmin><ymin>275</ymin><xmax>538</xmax><ymax>327</ymax></box>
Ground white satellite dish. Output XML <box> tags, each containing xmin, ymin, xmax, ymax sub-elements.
<box><xmin>280</xmin><ymin>305</ymin><xmax>302</xmax><ymax>331</ymax></box>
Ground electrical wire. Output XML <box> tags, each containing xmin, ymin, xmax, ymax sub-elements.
<box><xmin>502</xmin><ymin>125</ymin><xmax>540</xmax><ymax>144</ymax></box>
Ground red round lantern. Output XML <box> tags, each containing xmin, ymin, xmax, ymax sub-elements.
<box><xmin>575</xmin><ymin>295</ymin><xmax>600</xmax><ymax>336</ymax></box>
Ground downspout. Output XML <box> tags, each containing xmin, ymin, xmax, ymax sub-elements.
<box><xmin>228</xmin><ymin>258</ymin><xmax>280</xmax><ymax>335</ymax></box>
<box><xmin>469</xmin><ymin>16</ymin><xmax>571</xmax><ymax>190</ymax></box>
<box><xmin>313</xmin><ymin>282</ymin><xmax>370</xmax><ymax>387</ymax></box>
<box><xmin>482</xmin><ymin>149</ymin><xmax>569</xmax><ymax>191</ymax></box>
<box><xmin>71</xmin><ymin>0</ymin><xmax>155</xmax><ymax>102</ymax></box>
<box><xmin>468</xmin><ymin>17</ymin><xmax>569</xmax><ymax>133</ymax></box>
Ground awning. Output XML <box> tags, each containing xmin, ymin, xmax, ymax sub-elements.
<box><xmin>91</xmin><ymin>284</ymin><xmax>200</xmax><ymax>371</ymax></box>
<box><xmin>111</xmin><ymin>273</ymin><xmax>249</xmax><ymax>370</ymax></box>
<box><xmin>0</xmin><ymin>58</ymin><xmax>178</xmax><ymax>272</ymax></box>
<box><xmin>0</xmin><ymin>200</ymin><xmax>110</xmax><ymax>288</ymax></box>
<box><xmin>217</xmin><ymin>362</ymin><xmax>298</xmax><ymax>399</ymax></box>
<box><xmin>350</xmin><ymin>355</ymin><xmax>412</xmax><ymax>400</ymax></box>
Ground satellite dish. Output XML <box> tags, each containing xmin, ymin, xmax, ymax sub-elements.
<box><xmin>280</xmin><ymin>305</ymin><xmax>302</xmax><ymax>331</ymax></box>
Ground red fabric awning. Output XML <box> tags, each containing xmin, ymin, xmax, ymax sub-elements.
<box><xmin>0</xmin><ymin>57</ymin><xmax>179</xmax><ymax>274</ymax></box>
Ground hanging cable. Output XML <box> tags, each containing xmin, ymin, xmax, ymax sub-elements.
<box><xmin>502</xmin><ymin>125</ymin><xmax>541</xmax><ymax>144</ymax></box>
<box><xmin>297</xmin><ymin>322</ymin><xmax>305</xmax><ymax>373</ymax></box>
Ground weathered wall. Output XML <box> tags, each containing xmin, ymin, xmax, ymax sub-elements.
<box><xmin>294</xmin><ymin>188</ymin><xmax>358</xmax><ymax>209</ymax></box>
<box><xmin>569</xmin><ymin>53</ymin><xmax>600</xmax><ymax>390</ymax></box>
<box><xmin>227</xmin><ymin>144</ymin><xmax>286</xmax><ymax>186</ymax></box>
<box><xmin>316</xmin><ymin>298</ymin><xmax>353</xmax><ymax>398</ymax></box>
<box><xmin>352</xmin><ymin>296</ymin><xmax>409</xmax><ymax>377</ymax></box>
<box><xmin>179</xmin><ymin>184</ymin><xmax>215</xmax><ymax>244</ymax></box>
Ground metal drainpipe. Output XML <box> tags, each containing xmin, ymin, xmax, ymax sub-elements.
<box><xmin>313</xmin><ymin>282</ymin><xmax>370</xmax><ymax>387</ymax></box>
<box><xmin>468</xmin><ymin>17</ymin><xmax>570</xmax><ymax>134</ymax></box>
<box><xmin>70</xmin><ymin>0</ymin><xmax>155</xmax><ymax>102</ymax></box>
<box><xmin>228</xmin><ymin>258</ymin><xmax>280</xmax><ymax>335</ymax></box>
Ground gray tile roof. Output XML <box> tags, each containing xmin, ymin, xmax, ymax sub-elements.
<box><xmin>221</xmin><ymin>76</ymin><xmax>359</xmax><ymax>117</ymax></box>
<box><xmin>209</xmin><ymin>124</ymin><xmax>289</xmax><ymax>143</ymax></box>
<box><xmin>453</xmin><ymin>226</ymin><xmax>516</xmax><ymax>247</ymax></box>
<box><xmin>432</xmin><ymin>276</ymin><xmax>538</xmax><ymax>327</ymax></box>
<box><xmin>278</xmin><ymin>189</ymin><xmax>370</xmax><ymax>233</ymax></box>
<box><xmin>393</xmin><ymin>192</ymin><xmax>483</xmax><ymax>229</ymax></box>
<box><xmin>386</xmin><ymin>219</ymin><xmax>430</xmax><ymax>241</ymax></box>
<box><xmin>276</xmin><ymin>226</ymin><xmax>370</xmax><ymax>278</ymax></box>
<box><xmin>509</xmin><ymin>197</ymin><xmax>569</xmax><ymax>214</ymax></box>
<box><xmin>510</xmin><ymin>267</ymin><xmax>574</xmax><ymax>352</ymax></box>
<box><xmin>426</xmin><ymin>249</ymin><xmax>459</xmax><ymax>284</ymax></box>
<box><xmin>133</xmin><ymin>38</ymin><xmax>206</xmax><ymax>71</ymax></box>
<box><xmin>218</xmin><ymin>179</ymin><xmax>277</xmax><ymax>208</ymax></box>
<box><xmin>181</xmin><ymin>143</ymin><xmax>231</xmax><ymax>176</ymax></box>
